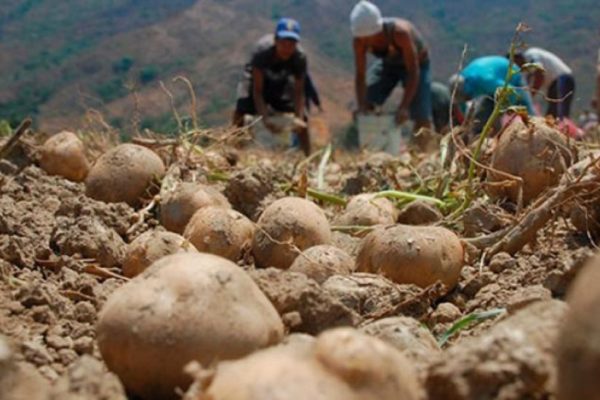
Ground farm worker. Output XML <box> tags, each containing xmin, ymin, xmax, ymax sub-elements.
<box><xmin>449</xmin><ymin>55</ymin><xmax>535</xmax><ymax>135</ymax></box>
<box><xmin>232</xmin><ymin>18</ymin><xmax>310</xmax><ymax>155</ymax></box>
<box><xmin>350</xmin><ymin>0</ymin><xmax>432</xmax><ymax>131</ymax></box>
<box><xmin>514</xmin><ymin>47</ymin><xmax>575</xmax><ymax>119</ymax></box>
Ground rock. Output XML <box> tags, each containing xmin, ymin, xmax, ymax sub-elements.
<box><xmin>323</xmin><ymin>273</ymin><xmax>422</xmax><ymax>318</ymax></box>
<box><xmin>489</xmin><ymin>252</ymin><xmax>517</xmax><ymax>273</ymax></box>
<box><xmin>249</xmin><ymin>268</ymin><xmax>359</xmax><ymax>334</ymax></box>
<box><xmin>397</xmin><ymin>201</ymin><xmax>443</xmax><ymax>225</ymax></box>
<box><xmin>425</xmin><ymin>300</ymin><xmax>567</xmax><ymax>400</ymax></box>
<box><xmin>430</xmin><ymin>303</ymin><xmax>462</xmax><ymax>324</ymax></box>
<box><xmin>361</xmin><ymin>317</ymin><xmax>441</xmax><ymax>375</ymax></box>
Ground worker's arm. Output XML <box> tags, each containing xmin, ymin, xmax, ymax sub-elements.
<box><xmin>353</xmin><ymin>38</ymin><xmax>369</xmax><ymax>112</ymax></box>
<box><xmin>529</xmin><ymin>69</ymin><xmax>545</xmax><ymax>98</ymax></box>
<box><xmin>252</xmin><ymin>68</ymin><xmax>278</xmax><ymax>132</ymax></box>
<box><xmin>293</xmin><ymin>74</ymin><xmax>306</xmax><ymax>120</ymax></box>
<box><xmin>392</xmin><ymin>28</ymin><xmax>420</xmax><ymax>124</ymax></box>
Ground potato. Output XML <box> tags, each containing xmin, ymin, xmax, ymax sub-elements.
<box><xmin>122</xmin><ymin>230</ymin><xmax>197</xmax><ymax>278</ymax></box>
<box><xmin>487</xmin><ymin>117</ymin><xmax>574</xmax><ymax>204</ymax></box>
<box><xmin>356</xmin><ymin>224</ymin><xmax>464</xmax><ymax>291</ymax></box>
<box><xmin>97</xmin><ymin>252</ymin><xmax>284</xmax><ymax>400</ymax></box>
<box><xmin>289</xmin><ymin>245</ymin><xmax>354</xmax><ymax>284</ymax></box>
<box><xmin>335</xmin><ymin>193</ymin><xmax>397</xmax><ymax>226</ymax></box>
<box><xmin>253</xmin><ymin>197</ymin><xmax>332</xmax><ymax>269</ymax></box>
<box><xmin>195</xmin><ymin>327</ymin><xmax>421</xmax><ymax>400</ymax></box>
<box><xmin>85</xmin><ymin>144</ymin><xmax>165</xmax><ymax>206</ymax></box>
<box><xmin>183</xmin><ymin>206</ymin><xmax>255</xmax><ymax>262</ymax></box>
<box><xmin>161</xmin><ymin>182</ymin><xmax>231</xmax><ymax>234</ymax></box>
<box><xmin>39</xmin><ymin>131</ymin><xmax>90</xmax><ymax>182</ymax></box>
<box><xmin>556</xmin><ymin>254</ymin><xmax>600</xmax><ymax>400</ymax></box>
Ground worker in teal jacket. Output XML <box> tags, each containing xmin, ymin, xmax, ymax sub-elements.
<box><xmin>450</xmin><ymin>55</ymin><xmax>535</xmax><ymax>134</ymax></box>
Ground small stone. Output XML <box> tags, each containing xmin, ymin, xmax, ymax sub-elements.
<box><xmin>462</xmin><ymin>272</ymin><xmax>495</xmax><ymax>298</ymax></box>
<box><xmin>430</xmin><ymin>303</ymin><xmax>462</xmax><ymax>324</ymax></box>
<box><xmin>46</xmin><ymin>335</ymin><xmax>73</xmax><ymax>350</ymax></box>
<box><xmin>489</xmin><ymin>252</ymin><xmax>517</xmax><ymax>273</ymax></box>
<box><xmin>38</xmin><ymin>365</ymin><xmax>60</xmax><ymax>381</ymax></box>
<box><xmin>397</xmin><ymin>201</ymin><xmax>443</xmax><ymax>225</ymax></box>
<box><xmin>31</xmin><ymin>305</ymin><xmax>55</xmax><ymax>324</ymax></box>
<box><xmin>22</xmin><ymin>340</ymin><xmax>53</xmax><ymax>366</ymax></box>
<box><xmin>73</xmin><ymin>336</ymin><xmax>94</xmax><ymax>355</ymax></box>
<box><xmin>58</xmin><ymin>349</ymin><xmax>79</xmax><ymax>366</ymax></box>
<box><xmin>507</xmin><ymin>286</ymin><xmax>552</xmax><ymax>314</ymax></box>
<box><xmin>73</xmin><ymin>301</ymin><xmax>96</xmax><ymax>323</ymax></box>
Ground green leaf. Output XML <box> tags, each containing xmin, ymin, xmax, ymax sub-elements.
<box><xmin>437</xmin><ymin>308</ymin><xmax>506</xmax><ymax>347</ymax></box>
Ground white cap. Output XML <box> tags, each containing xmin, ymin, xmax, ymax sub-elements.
<box><xmin>350</xmin><ymin>1</ymin><xmax>383</xmax><ymax>38</ymax></box>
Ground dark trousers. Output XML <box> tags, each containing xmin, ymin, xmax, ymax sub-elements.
<box><xmin>547</xmin><ymin>74</ymin><xmax>575</xmax><ymax>119</ymax></box>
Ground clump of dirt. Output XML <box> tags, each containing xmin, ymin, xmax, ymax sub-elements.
<box><xmin>248</xmin><ymin>268</ymin><xmax>359</xmax><ymax>334</ymax></box>
<box><xmin>425</xmin><ymin>300</ymin><xmax>567</xmax><ymax>400</ymax></box>
<box><xmin>224</xmin><ymin>164</ymin><xmax>277</xmax><ymax>220</ymax></box>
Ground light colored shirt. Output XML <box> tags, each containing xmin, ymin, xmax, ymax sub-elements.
<box><xmin>523</xmin><ymin>47</ymin><xmax>572</xmax><ymax>93</ymax></box>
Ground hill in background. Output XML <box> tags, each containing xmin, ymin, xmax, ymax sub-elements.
<box><xmin>1</xmin><ymin>0</ymin><xmax>598</xmax><ymax>136</ymax></box>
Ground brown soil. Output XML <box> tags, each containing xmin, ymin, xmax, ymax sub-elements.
<box><xmin>1</xmin><ymin>138</ymin><xmax>597</xmax><ymax>399</ymax></box>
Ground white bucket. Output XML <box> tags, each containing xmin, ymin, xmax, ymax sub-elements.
<box><xmin>245</xmin><ymin>114</ymin><xmax>296</xmax><ymax>150</ymax></box>
<box><xmin>357</xmin><ymin>114</ymin><xmax>411</xmax><ymax>155</ymax></box>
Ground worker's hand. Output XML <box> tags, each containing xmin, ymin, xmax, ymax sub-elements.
<box><xmin>292</xmin><ymin>117</ymin><xmax>307</xmax><ymax>130</ymax></box>
<box><xmin>395</xmin><ymin>107</ymin><xmax>410</xmax><ymax>126</ymax></box>
<box><xmin>262</xmin><ymin>117</ymin><xmax>279</xmax><ymax>134</ymax></box>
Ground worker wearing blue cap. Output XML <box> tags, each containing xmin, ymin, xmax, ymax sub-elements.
<box><xmin>233</xmin><ymin>18</ymin><xmax>311</xmax><ymax>155</ymax></box>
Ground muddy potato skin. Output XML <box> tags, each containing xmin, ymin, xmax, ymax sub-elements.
<box><xmin>488</xmin><ymin>117</ymin><xmax>574</xmax><ymax>205</ymax></box>
<box><xmin>335</xmin><ymin>193</ymin><xmax>397</xmax><ymax>226</ymax></box>
<box><xmin>557</xmin><ymin>254</ymin><xmax>600</xmax><ymax>400</ymax></box>
<box><xmin>289</xmin><ymin>245</ymin><xmax>354</xmax><ymax>284</ymax></box>
<box><xmin>97</xmin><ymin>252</ymin><xmax>284</xmax><ymax>400</ymax></box>
<box><xmin>161</xmin><ymin>182</ymin><xmax>231</xmax><ymax>234</ymax></box>
<box><xmin>200</xmin><ymin>328</ymin><xmax>421</xmax><ymax>400</ymax></box>
<box><xmin>39</xmin><ymin>131</ymin><xmax>90</xmax><ymax>182</ymax></box>
<box><xmin>252</xmin><ymin>197</ymin><xmax>332</xmax><ymax>269</ymax></box>
<box><xmin>356</xmin><ymin>224</ymin><xmax>464</xmax><ymax>291</ymax></box>
<box><xmin>183</xmin><ymin>206</ymin><xmax>255</xmax><ymax>262</ymax></box>
<box><xmin>85</xmin><ymin>144</ymin><xmax>165</xmax><ymax>206</ymax></box>
<box><xmin>122</xmin><ymin>230</ymin><xmax>197</xmax><ymax>278</ymax></box>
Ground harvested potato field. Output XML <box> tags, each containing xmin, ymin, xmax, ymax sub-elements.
<box><xmin>1</xmin><ymin>119</ymin><xmax>600</xmax><ymax>399</ymax></box>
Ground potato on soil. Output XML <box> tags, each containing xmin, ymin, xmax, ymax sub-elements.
<box><xmin>183</xmin><ymin>206</ymin><xmax>255</xmax><ymax>262</ymax></box>
<box><xmin>122</xmin><ymin>230</ymin><xmax>197</xmax><ymax>278</ymax></box>
<box><xmin>194</xmin><ymin>327</ymin><xmax>421</xmax><ymax>400</ymax></box>
<box><xmin>252</xmin><ymin>197</ymin><xmax>332</xmax><ymax>269</ymax></box>
<box><xmin>97</xmin><ymin>252</ymin><xmax>284</xmax><ymax>400</ymax></box>
<box><xmin>85</xmin><ymin>144</ymin><xmax>165</xmax><ymax>206</ymax></box>
<box><xmin>356</xmin><ymin>224</ymin><xmax>464</xmax><ymax>291</ymax></box>
<box><xmin>39</xmin><ymin>131</ymin><xmax>90</xmax><ymax>182</ymax></box>
<box><xmin>335</xmin><ymin>193</ymin><xmax>397</xmax><ymax>226</ymax></box>
<box><xmin>160</xmin><ymin>182</ymin><xmax>231</xmax><ymax>234</ymax></box>
<box><xmin>289</xmin><ymin>245</ymin><xmax>354</xmax><ymax>284</ymax></box>
<box><xmin>487</xmin><ymin>117</ymin><xmax>574</xmax><ymax>205</ymax></box>
<box><xmin>556</xmin><ymin>254</ymin><xmax>600</xmax><ymax>400</ymax></box>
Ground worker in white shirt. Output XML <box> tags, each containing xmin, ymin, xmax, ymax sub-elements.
<box><xmin>514</xmin><ymin>47</ymin><xmax>575</xmax><ymax>119</ymax></box>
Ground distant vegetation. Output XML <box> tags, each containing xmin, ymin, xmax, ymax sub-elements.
<box><xmin>0</xmin><ymin>0</ymin><xmax>598</xmax><ymax>132</ymax></box>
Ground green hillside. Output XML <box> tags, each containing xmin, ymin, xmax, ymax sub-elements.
<box><xmin>0</xmin><ymin>0</ymin><xmax>598</xmax><ymax>133</ymax></box>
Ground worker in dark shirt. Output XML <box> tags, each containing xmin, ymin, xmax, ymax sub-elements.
<box><xmin>233</xmin><ymin>18</ymin><xmax>310</xmax><ymax>155</ymax></box>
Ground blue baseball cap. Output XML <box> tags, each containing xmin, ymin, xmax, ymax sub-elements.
<box><xmin>275</xmin><ymin>18</ymin><xmax>301</xmax><ymax>41</ymax></box>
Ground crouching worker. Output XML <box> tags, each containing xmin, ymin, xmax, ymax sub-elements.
<box><xmin>232</xmin><ymin>18</ymin><xmax>310</xmax><ymax>155</ymax></box>
<box><xmin>350</xmin><ymin>0</ymin><xmax>433</xmax><ymax>131</ymax></box>
<box><xmin>450</xmin><ymin>55</ymin><xmax>535</xmax><ymax>138</ymax></box>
